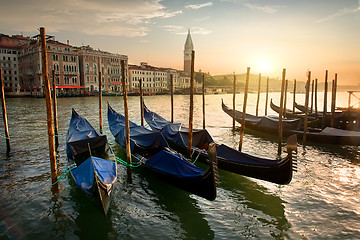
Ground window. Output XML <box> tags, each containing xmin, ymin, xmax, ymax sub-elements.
<box><xmin>86</xmin><ymin>64</ymin><xmax>89</xmax><ymax>73</ymax></box>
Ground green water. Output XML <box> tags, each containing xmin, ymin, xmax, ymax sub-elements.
<box><xmin>0</xmin><ymin>93</ymin><xmax>359</xmax><ymax>239</ymax></box>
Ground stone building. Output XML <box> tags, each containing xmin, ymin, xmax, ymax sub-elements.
<box><xmin>0</xmin><ymin>34</ymin><xmax>30</xmax><ymax>96</ymax></box>
<box><xmin>77</xmin><ymin>45</ymin><xmax>128</xmax><ymax>95</ymax></box>
<box><xmin>129</xmin><ymin>62</ymin><xmax>168</xmax><ymax>94</ymax></box>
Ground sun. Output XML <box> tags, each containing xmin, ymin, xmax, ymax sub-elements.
<box><xmin>254</xmin><ymin>59</ymin><xmax>271</xmax><ymax>74</ymax></box>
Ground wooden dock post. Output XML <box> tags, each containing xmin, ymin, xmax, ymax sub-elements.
<box><xmin>121</xmin><ymin>60</ymin><xmax>132</xmax><ymax>183</ymax></box>
<box><xmin>140</xmin><ymin>76</ymin><xmax>144</xmax><ymax>126</ymax></box>
<box><xmin>315</xmin><ymin>79</ymin><xmax>318</xmax><ymax>119</ymax></box>
<box><xmin>40</xmin><ymin>27</ymin><xmax>58</xmax><ymax>188</ymax></box>
<box><xmin>283</xmin><ymin>79</ymin><xmax>288</xmax><ymax>118</ymax></box>
<box><xmin>310</xmin><ymin>80</ymin><xmax>314</xmax><ymax>114</ymax></box>
<box><xmin>239</xmin><ymin>67</ymin><xmax>250</xmax><ymax>151</ymax></box>
<box><xmin>256</xmin><ymin>73</ymin><xmax>261</xmax><ymax>117</ymax></box>
<box><xmin>331</xmin><ymin>74</ymin><xmax>338</xmax><ymax>127</ymax></box>
<box><xmin>278</xmin><ymin>69</ymin><xmax>286</xmax><ymax>156</ymax></box>
<box><xmin>202</xmin><ymin>73</ymin><xmax>206</xmax><ymax>129</ymax></box>
<box><xmin>187</xmin><ymin>50</ymin><xmax>195</xmax><ymax>158</ymax></box>
<box><xmin>170</xmin><ymin>74</ymin><xmax>174</xmax><ymax>123</ymax></box>
<box><xmin>98</xmin><ymin>58</ymin><xmax>103</xmax><ymax>134</ymax></box>
<box><xmin>292</xmin><ymin>79</ymin><xmax>296</xmax><ymax>118</ymax></box>
<box><xmin>0</xmin><ymin>68</ymin><xmax>10</xmax><ymax>155</ymax></box>
<box><xmin>303</xmin><ymin>71</ymin><xmax>311</xmax><ymax>147</ymax></box>
<box><xmin>265</xmin><ymin>77</ymin><xmax>269</xmax><ymax>115</ymax></box>
<box><xmin>232</xmin><ymin>72</ymin><xmax>236</xmax><ymax>130</ymax></box>
<box><xmin>51</xmin><ymin>70</ymin><xmax>59</xmax><ymax>149</ymax></box>
<box><xmin>322</xmin><ymin>70</ymin><xmax>328</xmax><ymax>128</ymax></box>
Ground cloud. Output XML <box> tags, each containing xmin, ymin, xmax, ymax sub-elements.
<box><xmin>315</xmin><ymin>4</ymin><xmax>360</xmax><ymax>23</ymax></box>
<box><xmin>243</xmin><ymin>2</ymin><xmax>284</xmax><ymax>14</ymax></box>
<box><xmin>185</xmin><ymin>2</ymin><xmax>213</xmax><ymax>10</ymax></box>
<box><xmin>0</xmin><ymin>0</ymin><xmax>181</xmax><ymax>37</ymax></box>
<box><xmin>220</xmin><ymin>0</ymin><xmax>284</xmax><ymax>13</ymax></box>
<box><xmin>161</xmin><ymin>25</ymin><xmax>211</xmax><ymax>35</ymax></box>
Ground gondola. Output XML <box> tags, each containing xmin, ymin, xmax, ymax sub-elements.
<box><xmin>222</xmin><ymin>99</ymin><xmax>301</xmax><ymax>136</ymax></box>
<box><xmin>270</xmin><ymin>99</ymin><xmax>303</xmax><ymax>118</ymax></box>
<box><xmin>107</xmin><ymin>104</ymin><xmax>217</xmax><ymax>201</ymax></box>
<box><xmin>66</xmin><ymin>109</ymin><xmax>117</xmax><ymax>216</ymax></box>
<box><xmin>224</xmin><ymin>100</ymin><xmax>360</xmax><ymax>146</ymax></box>
<box><xmin>143</xmin><ymin>103</ymin><xmax>297</xmax><ymax>185</ymax></box>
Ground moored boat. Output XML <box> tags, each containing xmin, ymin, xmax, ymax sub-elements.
<box><xmin>66</xmin><ymin>109</ymin><xmax>117</xmax><ymax>215</ymax></box>
<box><xmin>144</xmin><ymin>103</ymin><xmax>297</xmax><ymax>185</ymax></box>
<box><xmin>107</xmin><ymin>104</ymin><xmax>217</xmax><ymax>201</ymax></box>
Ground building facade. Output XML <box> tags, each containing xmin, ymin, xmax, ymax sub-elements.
<box><xmin>18</xmin><ymin>35</ymin><xmax>82</xmax><ymax>96</ymax></box>
<box><xmin>78</xmin><ymin>45</ymin><xmax>128</xmax><ymax>95</ymax></box>
<box><xmin>0</xmin><ymin>34</ymin><xmax>30</xmax><ymax>95</ymax></box>
<box><xmin>129</xmin><ymin>62</ymin><xmax>168</xmax><ymax>94</ymax></box>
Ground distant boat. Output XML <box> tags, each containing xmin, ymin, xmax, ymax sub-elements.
<box><xmin>223</xmin><ymin>100</ymin><xmax>360</xmax><ymax>146</ymax></box>
<box><xmin>270</xmin><ymin>99</ymin><xmax>303</xmax><ymax>118</ymax></box>
<box><xmin>66</xmin><ymin>109</ymin><xmax>117</xmax><ymax>215</ymax></box>
<box><xmin>222</xmin><ymin>99</ymin><xmax>301</xmax><ymax>136</ymax></box>
<box><xmin>107</xmin><ymin>104</ymin><xmax>217</xmax><ymax>201</ymax></box>
<box><xmin>143</xmin><ymin>102</ymin><xmax>297</xmax><ymax>185</ymax></box>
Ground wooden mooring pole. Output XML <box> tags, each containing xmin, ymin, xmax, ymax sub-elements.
<box><xmin>310</xmin><ymin>79</ymin><xmax>314</xmax><ymax>114</ymax></box>
<box><xmin>331</xmin><ymin>74</ymin><xmax>338</xmax><ymax>127</ymax></box>
<box><xmin>170</xmin><ymin>74</ymin><xmax>174</xmax><ymax>123</ymax></box>
<box><xmin>303</xmin><ymin>71</ymin><xmax>311</xmax><ymax>147</ymax></box>
<box><xmin>140</xmin><ymin>76</ymin><xmax>144</xmax><ymax>126</ymax></box>
<box><xmin>202</xmin><ymin>73</ymin><xmax>206</xmax><ymax>129</ymax></box>
<box><xmin>187</xmin><ymin>51</ymin><xmax>195</xmax><ymax>158</ymax></box>
<box><xmin>278</xmin><ymin>69</ymin><xmax>286</xmax><ymax>156</ymax></box>
<box><xmin>283</xmin><ymin>79</ymin><xmax>288</xmax><ymax>118</ymax></box>
<box><xmin>0</xmin><ymin>68</ymin><xmax>10</xmax><ymax>155</ymax></box>
<box><xmin>315</xmin><ymin>79</ymin><xmax>318</xmax><ymax>119</ymax></box>
<box><xmin>265</xmin><ymin>77</ymin><xmax>269</xmax><ymax>116</ymax></box>
<box><xmin>256</xmin><ymin>73</ymin><xmax>261</xmax><ymax>117</ymax></box>
<box><xmin>322</xmin><ymin>70</ymin><xmax>328</xmax><ymax>128</ymax></box>
<box><xmin>51</xmin><ymin>70</ymin><xmax>58</xmax><ymax>149</ymax></box>
<box><xmin>40</xmin><ymin>27</ymin><xmax>58</xmax><ymax>188</ymax></box>
<box><xmin>232</xmin><ymin>72</ymin><xmax>236</xmax><ymax>130</ymax></box>
<box><xmin>121</xmin><ymin>60</ymin><xmax>132</xmax><ymax>183</ymax></box>
<box><xmin>98</xmin><ymin>58</ymin><xmax>103</xmax><ymax>134</ymax></box>
<box><xmin>293</xmin><ymin>79</ymin><xmax>296</xmax><ymax>118</ymax></box>
<box><xmin>239</xmin><ymin>67</ymin><xmax>250</xmax><ymax>151</ymax></box>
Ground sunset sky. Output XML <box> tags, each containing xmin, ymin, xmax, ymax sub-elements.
<box><xmin>1</xmin><ymin>0</ymin><xmax>359</xmax><ymax>84</ymax></box>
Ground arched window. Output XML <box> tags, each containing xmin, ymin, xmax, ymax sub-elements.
<box><xmin>85</xmin><ymin>64</ymin><xmax>89</xmax><ymax>73</ymax></box>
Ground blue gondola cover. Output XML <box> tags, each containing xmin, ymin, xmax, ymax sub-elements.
<box><xmin>108</xmin><ymin>105</ymin><xmax>168</xmax><ymax>152</ymax></box>
<box><xmin>145</xmin><ymin>150</ymin><xmax>204</xmax><ymax>181</ymax></box>
<box><xmin>67</xmin><ymin>109</ymin><xmax>107</xmax><ymax>159</ymax></box>
<box><xmin>143</xmin><ymin>105</ymin><xmax>214</xmax><ymax>149</ymax></box>
<box><xmin>71</xmin><ymin>156</ymin><xmax>117</xmax><ymax>195</ymax></box>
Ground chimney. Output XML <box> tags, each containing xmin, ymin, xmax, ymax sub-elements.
<box><xmin>67</xmin><ymin>40</ymin><xmax>69</xmax><ymax>45</ymax></box>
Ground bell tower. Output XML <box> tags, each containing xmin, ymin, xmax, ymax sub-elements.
<box><xmin>183</xmin><ymin>29</ymin><xmax>194</xmax><ymax>73</ymax></box>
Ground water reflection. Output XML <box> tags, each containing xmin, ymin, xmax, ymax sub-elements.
<box><xmin>69</xmin><ymin>178</ymin><xmax>115</xmax><ymax>239</ymax></box>
<box><xmin>219</xmin><ymin>170</ymin><xmax>290</xmax><ymax>239</ymax></box>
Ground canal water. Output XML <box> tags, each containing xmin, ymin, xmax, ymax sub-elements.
<box><xmin>0</xmin><ymin>92</ymin><xmax>359</xmax><ymax>239</ymax></box>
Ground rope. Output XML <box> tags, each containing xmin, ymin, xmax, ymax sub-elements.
<box><xmin>108</xmin><ymin>142</ymin><xmax>143</xmax><ymax>168</ymax></box>
<box><xmin>116</xmin><ymin>156</ymin><xmax>142</xmax><ymax>168</ymax></box>
<box><xmin>192</xmin><ymin>148</ymin><xmax>204</xmax><ymax>164</ymax></box>
<box><xmin>51</xmin><ymin>165</ymin><xmax>77</xmax><ymax>186</ymax></box>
